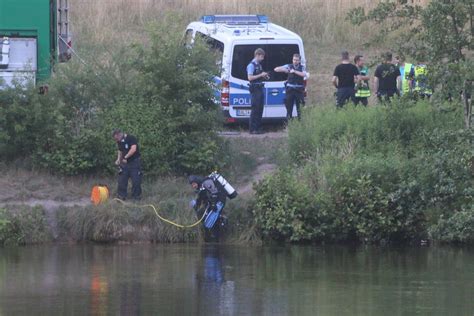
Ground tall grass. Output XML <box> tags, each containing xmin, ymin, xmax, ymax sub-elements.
<box><xmin>69</xmin><ymin>0</ymin><xmax>430</xmax><ymax>105</ymax></box>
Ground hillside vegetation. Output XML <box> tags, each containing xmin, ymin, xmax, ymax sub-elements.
<box><xmin>0</xmin><ymin>0</ymin><xmax>472</xmax><ymax>245</ymax></box>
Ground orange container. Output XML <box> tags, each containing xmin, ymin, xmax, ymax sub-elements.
<box><xmin>91</xmin><ymin>185</ymin><xmax>109</xmax><ymax>205</ymax></box>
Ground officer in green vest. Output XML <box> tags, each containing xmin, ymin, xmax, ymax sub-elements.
<box><xmin>394</xmin><ymin>55</ymin><xmax>415</xmax><ymax>96</ymax></box>
<box><xmin>413</xmin><ymin>62</ymin><xmax>433</xmax><ymax>99</ymax></box>
<box><xmin>354</xmin><ymin>54</ymin><xmax>370</xmax><ymax>106</ymax></box>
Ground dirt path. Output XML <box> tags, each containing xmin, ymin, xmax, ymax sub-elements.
<box><xmin>237</xmin><ymin>163</ymin><xmax>277</xmax><ymax>196</ymax></box>
<box><xmin>0</xmin><ymin>131</ymin><xmax>282</xmax><ymax>214</ymax></box>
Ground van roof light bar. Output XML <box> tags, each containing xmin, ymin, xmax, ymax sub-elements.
<box><xmin>200</xmin><ymin>15</ymin><xmax>269</xmax><ymax>25</ymax></box>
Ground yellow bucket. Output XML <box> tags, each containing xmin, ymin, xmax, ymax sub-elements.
<box><xmin>91</xmin><ymin>185</ymin><xmax>109</xmax><ymax>205</ymax></box>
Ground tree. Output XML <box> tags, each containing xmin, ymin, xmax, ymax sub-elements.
<box><xmin>348</xmin><ymin>0</ymin><xmax>473</xmax><ymax>128</ymax></box>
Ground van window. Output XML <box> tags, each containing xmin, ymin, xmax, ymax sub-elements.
<box><xmin>231</xmin><ymin>44</ymin><xmax>300</xmax><ymax>82</ymax></box>
<box><xmin>195</xmin><ymin>32</ymin><xmax>224</xmax><ymax>67</ymax></box>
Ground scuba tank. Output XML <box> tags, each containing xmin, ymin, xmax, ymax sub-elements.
<box><xmin>209</xmin><ymin>172</ymin><xmax>238</xmax><ymax>199</ymax></box>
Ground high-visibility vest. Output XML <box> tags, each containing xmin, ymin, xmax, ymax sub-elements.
<box><xmin>355</xmin><ymin>66</ymin><xmax>371</xmax><ymax>98</ymax></box>
<box><xmin>401</xmin><ymin>63</ymin><xmax>413</xmax><ymax>94</ymax></box>
<box><xmin>414</xmin><ymin>64</ymin><xmax>433</xmax><ymax>95</ymax></box>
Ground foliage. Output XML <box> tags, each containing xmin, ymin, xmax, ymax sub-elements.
<box><xmin>347</xmin><ymin>0</ymin><xmax>473</xmax><ymax>128</ymax></box>
<box><xmin>325</xmin><ymin>156</ymin><xmax>426</xmax><ymax>243</ymax></box>
<box><xmin>429</xmin><ymin>205</ymin><xmax>474</xmax><ymax>243</ymax></box>
<box><xmin>0</xmin><ymin>18</ymin><xmax>225</xmax><ymax>175</ymax></box>
<box><xmin>255</xmin><ymin>103</ymin><xmax>473</xmax><ymax>244</ymax></box>
<box><xmin>0</xmin><ymin>207</ymin><xmax>51</xmax><ymax>246</ymax></box>
<box><xmin>254</xmin><ymin>170</ymin><xmax>335</xmax><ymax>242</ymax></box>
<box><xmin>288</xmin><ymin>100</ymin><xmax>462</xmax><ymax>162</ymax></box>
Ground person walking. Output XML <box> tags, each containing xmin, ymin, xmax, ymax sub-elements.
<box><xmin>274</xmin><ymin>53</ymin><xmax>307</xmax><ymax>119</ymax></box>
<box><xmin>112</xmin><ymin>129</ymin><xmax>142</xmax><ymax>200</ymax></box>
<box><xmin>374</xmin><ymin>52</ymin><xmax>401</xmax><ymax>102</ymax></box>
<box><xmin>247</xmin><ymin>48</ymin><xmax>269</xmax><ymax>134</ymax></box>
<box><xmin>354</xmin><ymin>54</ymin><xmax>371</xmax><ymax>106</ymax></box>
<box><xmin>332</xmin><ymin>51</ymin><xmax>360</xmax><ymax>108</ymax></box>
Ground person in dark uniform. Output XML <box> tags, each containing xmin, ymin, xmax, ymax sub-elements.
<box><xmin>274</xmin><ymin>53</ymin><xmax>307</xmax><ymax>119</ymax></box>
<box><xmin>188</xmin><ymin>175</ymin><xmax>228</xmax><ymax>241</ymax></box>
<box><xmin>112</xmin><ymin>129</ymin><xmax>142</xmax><ymax>200</ymax></box>
<box><xmin>332</xmin><ymin>51</ymin><xmax>360</xmax><ymax>108</ymax></box>
<box><xmin>374</xmin><ymin>52</ymin><xmax>401</xmax><ymax>103</ymax></box>
<box><xmin>247</xmin><ymin>48</ymin><xmax>269</xmax><ymax>134</ymax></box>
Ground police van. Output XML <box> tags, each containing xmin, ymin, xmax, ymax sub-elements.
<box><xmin>185</xmin><ymin>15</ymin><xmax>307</xmax><ymax>123</ymax></box>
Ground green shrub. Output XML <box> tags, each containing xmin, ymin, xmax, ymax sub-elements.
<box><xmin>429</xmin><ymin>205</ymin><xmax>474</xmax><ymax>243</ymax></box>
<box><xmin>255</xmin><ymin>101</ymin><xmax>472</xmax><ymax>244</ymax></box>
<box><xmin>254</xmin><ymin>170</ymin><xmax>336</xmax><ymax>242</ymax></box>
<box><xmin>325</xmin><ymin>155</ymin><xmax>427</xmax><ymax>243</ymax></box>
<box><xmin>0</xmin><ymin>18</ymin><xmax>225</xmax><ymax>176</ymax></box>
<box><xmin>0</xmin><ymin>207</ymin><xmax>51</xmax><ymax>246</ymax></box>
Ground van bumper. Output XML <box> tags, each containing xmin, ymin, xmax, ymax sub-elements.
<box><xmin>222</xmin><ymin>110</ymin><xmax>288</xmax><ymax>124</ymax></box>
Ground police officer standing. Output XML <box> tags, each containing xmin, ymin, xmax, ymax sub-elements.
<box><xmin>354</xmin><ymin>54</ymin><xmax>371</xmax><ymax>106</ymax></box>
<box><xmin>274</xmin><ymin>53</ymin><xmax>307</xmax><ymax>119</ymax></box>
<box><xmin>112</xmin><ymin>129</ymin><xmax>142</xmax><ymax>200</ymax></box>
<box><xmin>247</xmin><ymin>48</ymin><xmax>269</xmax><ymax>134</ymax></box>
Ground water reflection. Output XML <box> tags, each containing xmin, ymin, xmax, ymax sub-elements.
<box><xmin>195</xmin><ymin>246</ymin><xmax>235</xmax><ymax>315</ymax></box>
<box><xmin>0</xmin><ymin>245</ymin><xmax>472</xmax><ymax>315</ymax></box>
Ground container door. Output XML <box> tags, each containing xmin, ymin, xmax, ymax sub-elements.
<box><xmin>0</xmin><ymin>38</ymin><xmax>37</xmax><ymax>88</ymax></box>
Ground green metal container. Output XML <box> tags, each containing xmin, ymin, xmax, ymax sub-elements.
<box><xmin>0</xmin><ymin>0</ymin><xmax>69</xmax><ymax>86</ymax></box>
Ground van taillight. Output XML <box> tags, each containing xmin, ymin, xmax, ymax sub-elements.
<box><xmin>221</xmin><ymin>80</ymin><xmax>229</xmax><ymax>107</ymax></box>
<box><xmin>304</xmin><ymin>79</ymin><xmax>307</xmax><ymax>98</ymax></box>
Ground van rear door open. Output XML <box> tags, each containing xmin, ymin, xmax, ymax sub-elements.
<box><xmin>230</xmin><ymin>42</ymin><xmax>302</xmax><ymax>118</ymax></box>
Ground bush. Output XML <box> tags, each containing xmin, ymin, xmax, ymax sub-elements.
<box><xmin>0</xmin><ymin>207</ymin><xmax>51</xmax><ymax>246</ymax></box>
<box><xmin>325</xmin><ymin>155</ymin><xmax>426</xmax><ymax>243</ymax></box>
<box><xmin>429</xmin><ymin>206</ymin><xmax>474</xmax><ymax>243</ymax></box>
<box><xmin>255</xmin><ymin>101</ymin><xmax>473</xmax><ymax>244</ymax></box>
<box><xmin>0</xmin><ymin>19</ymin><xmax>225</xmax><ymax>176</ymax></box>
<box><xmin>254</xmin><ymin>170</ymin><xmax>336</xmax><ymax>242</ymax></box>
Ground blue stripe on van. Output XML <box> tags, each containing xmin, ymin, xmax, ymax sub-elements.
<box><xmin>213</xmin><ymin>76</ymin><xmax>287</xmax><ymax>107</ymax></box>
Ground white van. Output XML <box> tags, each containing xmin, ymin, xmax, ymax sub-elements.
<box><xmin>185</xmin><ymin>15</ymin><xmax>307</xmax><ymax>123</ymax></box>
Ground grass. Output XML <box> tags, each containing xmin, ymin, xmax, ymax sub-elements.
<box><xmin>0</xmin><ymin>133</ymin><xmax>284</xmax><ymax>244</ymax></box>
<box><xmin>68</xmin><ymin>0</ymin><xmax>404</xmax><ymax>106</ymax></box>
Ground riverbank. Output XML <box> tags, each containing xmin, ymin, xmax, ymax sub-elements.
<box><xmin>0</xmin><ymin>133</ymin><xmax>284</xmax><ymax>245</ymax></box>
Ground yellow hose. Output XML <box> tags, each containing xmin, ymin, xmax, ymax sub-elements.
<box><xmin>113</xmin><ymin>198</ymin><xmax>205</xmax><ymax>228</ymax></box>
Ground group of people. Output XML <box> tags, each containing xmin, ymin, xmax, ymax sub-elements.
<box><xmin>332</xmin><ymin>51</ymin><xmax>432</xmax><ymax>107</ymax></box>
<box><xmin>247</xmin><ymin>48</ymin><xmax>307</xmax><ymax>134</ymax></box>
<box><xmin>111</xmin><ymin>129</ymin><xmax>230</xmax><ymax>240</ymax></box>
<box><xmin>109</xmin><ymin>49</ymin><xmax>432</xmax><ymax>239</ymax></box>
<box><xmin>246</xmin><ymin>48</ymin><xmax>433</xmax><ymax>134</ymax></box>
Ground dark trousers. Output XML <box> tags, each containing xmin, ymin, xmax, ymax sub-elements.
<box><xmin>336</xmin><ymin>87</ymin><xmax>356</xmax><ymax>108</ymax></box>
<box><xmin>118</xmin><ymin>158</ymin><xmax>142</xmax><ymax>199</ymax></box>
<box><xmin>354</xmin><ymin>97</ymin><xmax>368</xmax><ymax>106</ymax></box>
<box><xmin>285</xmin><ymin>87</ymin><xmax>304</xmax><ymax>119</ymax></box>
<box><xmin>377</xmin><ymin>90</ymin><xmax>399</xmax><ymax>103</ymax></box>
<box><xmin>249</xmin><ymin>86</ymin><xmax>264</xmax><ymax>132</ymax></box>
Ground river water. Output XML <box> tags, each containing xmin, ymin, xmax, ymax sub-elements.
<box><xmin>0</xmin><ymin>244</ymin><xmax>473</xmax><ymax>315</ymax></box>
